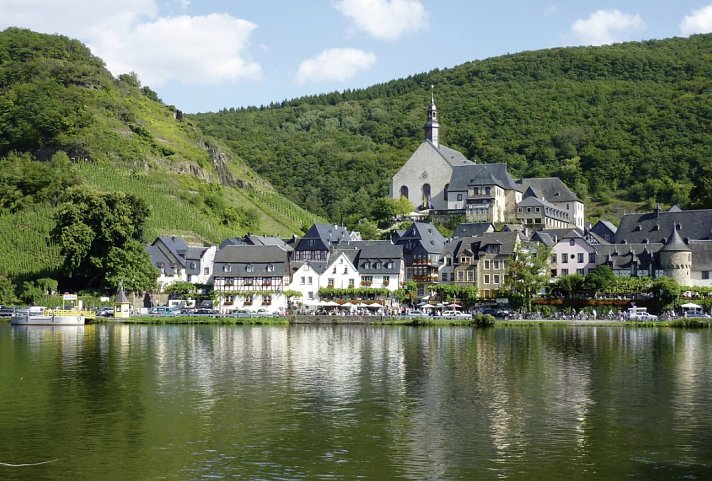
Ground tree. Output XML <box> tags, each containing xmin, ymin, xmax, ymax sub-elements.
<box><xmin>52</xmin><ymin>190</ymin><xmax>151</xmax><ymax>290</ymax></box>
<box><xmin>649</xmin><ymin>276</ymin><xmax>681</xmax><ymax>313</ymax></box>
<box><xmin>0</xmin><ymin>275</ymin><xmax>17</xmax><ymax>305</ymax></box>
<box><xmin>104</xmin><ymin>240</ymin><xmax>159</xmax><ymax>293</ymax></box>
<box><xmin>371</xmin><ymin>197</ymin><xmax>413</xmax><ymax>222</ymax></box>
<box><xmin>504</xmin><ymin>244</ymin><xmax>552</xmax><ymax>312</ymax></box>
<box><xmin>584</xmin><ymin>265</ymin><xmax>615</xmax><ymax>294</ymax></box>
<box><xmin>553</xmin><ymin>274</ymin><xmax>585</xmax><ymax>298</ymax></box>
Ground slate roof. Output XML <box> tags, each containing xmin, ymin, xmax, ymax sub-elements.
<box><xmin>690</xmin><ymin>240</ymin><xmax>712</xmax><ymax>270</ymax></box>
<box><xmin>530</xmin><ymin>228</ymin><xmax>582</xmax><ymax>244</ymax></box>
<box><xmin>613</xmin><ymin>209</ymin><xmax>712</xmax><ymax>244</ymax></box>
<box><xmin>448</xmin><ymin>163</ymin><xmax>520</xmax><ymax>192</ymax></box>
<box><xmin>452</xmin><ymin>223</ymin><xmax>495</xmax><ymax>238</ymax></box>
<box><xmin>353</xmin><ymin>241</ymin><xmax>404</xmax><ymax>275</ymax></box>
<box><xmin>516</xmin><ymin>178</ymin><xmax>580</xmax><ymax>203</ymax></box>
<box><xmin>661</xmin><ymin>228</ymin><xmax>692</xmax><ymax>252</ymax></box>
<box><xmin>213</xmin><ymin>245</ymin><xmax>289</xmax><ymax>277</ymax></box>
<box><xmin>593</xmin><ymin>243</ymin><xmax>662</xmax><ymax>271</ymax></box>
<box><xmin>185</xmin><ymin>247</ymin><xmax>209</xmax><ymax>275</ymax></box>
<box><xmin>146</xmin><ymin>245</ymin><xmax>180</xmax><ymax>275</ymax></box>
<box><xmin>448</xmin><ymin>231</ymin><xmax>521</xmax><ymax>260</ymax></box>
<box><xmin>290</xmin><ymin>260</ymin><xmax>329</xmax><ymax>276</ymax></box>
<box><xmin>424</xmin><ymin>141</ymin><xmax>473</xmax><ymax>167</ymax></box>
<box><xmin>395</xmin><ymin>222</ymin><xmax>446</xmax><ymax>254</ymax></box>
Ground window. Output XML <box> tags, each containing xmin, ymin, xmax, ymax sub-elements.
<box><xmin>223</xmin><ymin>265</ymin><xmax>231</xmax><ymax>273</ymax></box>
<box><xmin>561</xmin><ymin>269</ymin><xmax>569</xmax><ymax>275</ymax></box>
<box><xmin>494</xmin><ymin>274</ymin><xmax>500</xmax><ymax>284</ymax></box>
<box><xmin>493</xmin><ymin>260</ymin><xmax>500</xmax><ymax>270</ymax></box>
<box><xmin>364</xmin><ymin>261</ymin><xmax>371</xmax><ymax>269</ymax></box>
<box><xmin>362</xmin><ymin>276</ymin><xmax>373</xmax><ymax>286</ymax></box>
<box><xmin>386</xmin><ymin>262</ymin><xmax>393</xmax><ymax>269</ymax></box>
<box><xmin>262</xmin><ymin>277</ymin><xmax>272</xmax><ymax>287</ymax></box>
<box><xmin>457</xmin><ymin>194</ymin><xmax>463</xmax><ymax>201</ymax></box>
<box><xmin>460</xmin><ymin>257</ymin><xmax>469</xmax><ymax>264</ymax></box>
<box><xmin>383</xmin><ymin>276</ymin><xmax>390</xmax><ymax>286</ymax></box>
<box><xmin>332</xmin><ymin>267</ymin><xmax>337</xmax><ymax>274</ymax></box>
<box><xmin>569</xmin><ymin>239</ymin><xmax>575</xmax><ymax>246</ymax></box>
<box><xmin>577</xmin><ymin>253</ymin><xmax>584</xmax><ymax>263</ymax></box>
<box><xmin>189</xmin><ymin>261</ymin><xmax>196</xmax><ymax>269</ymax></box>
<box><xmin>328</xmin><ymin>278</ymin><xmax>334</xmax><ymax>288</ymax></box>
<box><xmin>343</xmin><ymin>267</ymin><xmax>348</xmax><ymax>274</ymax></box>
<box><xmin>551</xmin><ymin>255</ymin><xmax>557</xmax><ymax>263</ymax></box>
<box><xmin>308</xmin><ymin>292</ymin><xmax>315</xmax><ymax>300</ymax></box>
<box><xmin>203</xmin><ymin>267</ymin><xmax>209</xmax><ymax>275</ymax></box>
<box><xmin>225</xmin><ymin>278</ymin><xmax>234</xmax><ymax>287</ymax></box>
<box><xmin>467</xmin><ymin>271</ymin><xmax>474</xmax><ymax>282</ymax></box>
<box><xmin>589</xmin><ymin>253</ymin><xmax>596</xmax><ymax>263</ymax></box>
<box><xmin>577</xmin><ymin>269</ymin><xmax>584</xmax><ymax>275</ymax></box>
<box><xmin>300</xmin><ymin>276</ymin><xmax>305</xmax><ymax>285</ymax></box>
<box><xmin>484</xmin><ymin>274</ymin><xmax>490</xmax><ymax>284</ymax></box>
<box><xmin>349</xmin><ymin>279</ymin><xmax>355</xmax><ymax>288</ymax></box>
<box><xmin>484</xmin><ymin>260</ymin><xmax>490</xmax><ymax>269</ymax></box>
<box><xmin>244</xmin><ymin>295</ymin><xmax>253</xmax><ymax>306</ymax></box>
<box><xmin>246</xmin><ymin>264</ymin><xmax>254</xmax><ymax>272</ymax></box>
<box><xmin>457</xmin><ymin>271</ymin><xmax>464</xmax><ymax>281</ymax></box>
<box><xmin>308</xmin><ymin>277</ymin><xmax>313</xmax><ymax>285</ymax></box>
<box><xmin>561</xmin><ymin>254</ymin><xmax>568</xmax><ymax>264</ymax></box>
<box><xmin>244</xmin><ymin>277</ymin><xmax>254</xmax><ymax>286</ymax></box>
<box><xmin>442</xmin><ymin>273</ymin><xmax>448</xmax><ymax>282</ymax></box>
<box><xmin>224</xmin><ymin>295</ymin><xmax>234</xmax><ymax>305</ymax></box>
<box><xmin>446</xmin><ymin>258</ymin><xmax>452</xmax><ymax>266</ymax></box>
<box><xmin>266</xmin><ymin>264</ymin><xmax>274</xmax><ymax>272</ymax></box>
<box><xmin>703</xmin><ymin>271</ymin><xmax>710</xmax><ymax>280</ymax></box>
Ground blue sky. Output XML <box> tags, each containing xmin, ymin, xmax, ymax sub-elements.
<box><xmin>2</xmin><ymin>1</ymin><xmax>711</xmax><ymax>113</ymax></box>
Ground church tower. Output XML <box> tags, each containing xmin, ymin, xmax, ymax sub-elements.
<box><xmin>424</xmin><ymin>86</ymin><xmax>439</xmax><ymax>147</ymax></box>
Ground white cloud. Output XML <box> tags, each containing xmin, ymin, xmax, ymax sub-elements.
<box><xmin>680</xmin><ymin>4</ymin><xmax>712</xmax><ymax>36</ymax></box>
<box><xmin>335</xmin><ymin>0</ymin><xmax>428</xmax><ymax>41</ymax></box>
<box><xmin>92</xmin><ymin>14</ymin><xmax>261</xmax><ymax>86</ymax></box>
<box><xmin>0</xmin><ymin>0</ymin><xmax>158</xmax><ymax>39</ymax></box>
<box><xmin>0</xmin><ymin>1</ymin><xmax>262</xmax><ymax>87</ymax></box>
<box><xmin>571</xmin><ymin>9</ymin><xmax>645</xmax><ymax>46</ymax></box>
<box><xmin>297</xmin><ymin>48</ymin><xmax>376</xmax><ymax>84</ymax></box>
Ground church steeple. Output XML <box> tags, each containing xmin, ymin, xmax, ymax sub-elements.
<box><xmin>424</xmin><ymin>85</ymin><xmax>439</xmax><ymax>147</ymax></box>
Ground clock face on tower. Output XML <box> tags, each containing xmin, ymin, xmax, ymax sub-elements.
<box><xmin>419</xmin><ymin>170</ymin><xmax>428</xmax><ymax>180</ymax></box>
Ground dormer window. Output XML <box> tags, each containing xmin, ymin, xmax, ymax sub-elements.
<box><xmin>364</xmin><ymin>261</ymin><xmax>371</xmax><ymax>269</ymax></box>
<box><xmin>189</xmin><ymin>261</ymin><xmax>196</xmax><ymax>269</ymax></box>
<box><xmin>374</xmin><ymin>262</ymin><xmax>381</xmax><ymax>269</ymax></box>
<box><xmin>246</xmin><ymin>264</ymin><xmax>254</xmax><ymax>273</ymax></box>
<box><xmin>266</xmin><ymin>264</ymin><xmax>274</xmax><ymax>272</ymax></box>
<box><xmin>223</xmin><ymin>265</ymin><xmax>231</xmax><ymax>273</ymax></box>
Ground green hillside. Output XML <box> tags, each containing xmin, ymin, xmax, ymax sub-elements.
<box><xmin>0</xmin><ymin>28</ymin><xmax>321</xmax><ymax>279</ymax></box>
<box><xmin>194</xmin><ymin>34</ymin><xmax>712</xmax><ymax>222</ymax></box>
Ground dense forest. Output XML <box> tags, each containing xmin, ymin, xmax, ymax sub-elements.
<box><xmin>0</xmin><ymin>28</ymin><xmax>319</xmax><ymax>285</ymax></box>
<box><xmin>194</xmin><ymin>34</ymin><xmax>712</xmax><ymax>222</ymax></box>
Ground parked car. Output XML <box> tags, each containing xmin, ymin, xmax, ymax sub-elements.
<box><xmin>232</xmin><ymin>309</ymin><xmax>253</xmax><ymax>318</ymax></box>
<box><xmin>683</xmin><ymin>311</ymin><xmax>711</xmax><ymax>318</ymax></box>
<box><xmin>97</xmin><ymin>306</ymin><xmax>114</xmax><ymax>317</ymax></box>
<box><xmin>150</xmin><ymin>306</ymin><xmax>179</xmax><ymax>316</ymax></box>
<box><xmin>194</xmin><ymin>308</ymin><xmax>218</xmax><ymax>316</ymax></box>
<box><xmin>441</xmin><ymin>310</ymin><xmax>471</xmax><ymax>319</ymax></box>
<box><xmin>479</xmin><ymin>307</ymin><xmax>510</xmax><ymax>319</ymax></box>
<box><xmin>627</xmin><ymin>307</ymin><xmax>658</xmax><ymax>321</ymax></box>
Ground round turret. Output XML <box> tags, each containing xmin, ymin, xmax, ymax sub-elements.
<box><xmin>659</xmin><ymin>227</ymin><xmax>691</xmax><ymax>285</ymax></box>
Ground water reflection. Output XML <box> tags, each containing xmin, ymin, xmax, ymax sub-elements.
<box><xmin>1</xmin><ymin>324</ymin><xmax>712</xmax><ymax>480</ymax></box>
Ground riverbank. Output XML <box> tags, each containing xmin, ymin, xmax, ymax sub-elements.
<box><xmin>82</xmin><ymin>315</ymin><xmax>712</xmax><ymax>328</ymax></box>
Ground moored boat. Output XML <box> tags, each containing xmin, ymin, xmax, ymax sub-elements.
<box><xmin>10</xmin><ymin>294</ymin><xmax>93</xmax><ymax>326</ymax></box>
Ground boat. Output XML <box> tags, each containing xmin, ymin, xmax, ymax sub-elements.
<box><xmin>10</xmin><ymin>294</ymin><xmax>94</xmax><ymax>326</ymax></box>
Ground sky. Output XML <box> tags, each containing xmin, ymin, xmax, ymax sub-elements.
<box><xmin>1</xmin><ymin>0</ymin><xmax>712</xmax><ymax>113</ymax></box>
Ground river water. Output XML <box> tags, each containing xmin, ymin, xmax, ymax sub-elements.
<box><xmin>1</xmin><ymin>323</ymin><xmax>711</xmax><ymax>480</ymax></box>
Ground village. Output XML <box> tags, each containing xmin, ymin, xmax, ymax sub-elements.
<box><xmin>145</xmin><ymin>99</ymin><xmax>712</xmax><ymax>317</ymax></box>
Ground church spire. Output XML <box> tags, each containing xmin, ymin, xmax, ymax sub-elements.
<box><xmin>424</xmin><ymin>85</ymin><xmax>439</xmax><ymax>147</ymax></box>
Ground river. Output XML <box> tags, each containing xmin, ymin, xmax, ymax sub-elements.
<box><xmin>1</xmin><ymin>323</ymin><xmax>711</xmax><ymax>480</ymax></box>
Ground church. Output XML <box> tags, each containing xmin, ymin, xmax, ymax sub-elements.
<box><xmin>390</xmin><ymin>93</ymin><xmax>584</xmax><ymax>229</ymax></box>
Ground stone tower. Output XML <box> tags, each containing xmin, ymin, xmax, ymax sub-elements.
<box><xmin>659</xmin><ymin>226</ymin><xmax>692</xmax><ymax>285</ymax></box>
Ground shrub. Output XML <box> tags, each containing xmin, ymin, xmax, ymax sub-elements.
<box><xmin>473</xmin><ymin>313</ymin><xmax>496</xmax><ymax>327</ymax></box>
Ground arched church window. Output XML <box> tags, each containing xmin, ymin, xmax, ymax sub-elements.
<box><xmin>400</xmin><ymin>185</ymin><xmax>409</xmax><ymax>200</ymax></box>
<box><xmin>421</xmin><ymin>184</ymin><xmax>432</xmax><ymax>209</ymax></box>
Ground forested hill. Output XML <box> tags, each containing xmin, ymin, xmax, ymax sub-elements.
<box><xmin>0</xmin><ymin>28</ymin><xmax>319</xmax><ymax>279</ymax></box>
<box><xmin>194</xmin><ymin>34</ymin><xmax>712</xmax><ymax>222</ymax></box>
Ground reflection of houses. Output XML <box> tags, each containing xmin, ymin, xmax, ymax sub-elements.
<box><xmin>439</xmin><ymin>231</ymin><xmax>521</xmax><ymax>298</ymax></box>
<box><xmin>212</xmin><ymin>245</ymin><xmax>290</xmax><ymax>313</ymax></box>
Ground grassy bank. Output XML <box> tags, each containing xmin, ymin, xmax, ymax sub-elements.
<box><xmin>94</xmin><ymin>315</ymin><xmax>289</xmax><ymax>326</ymax></box>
